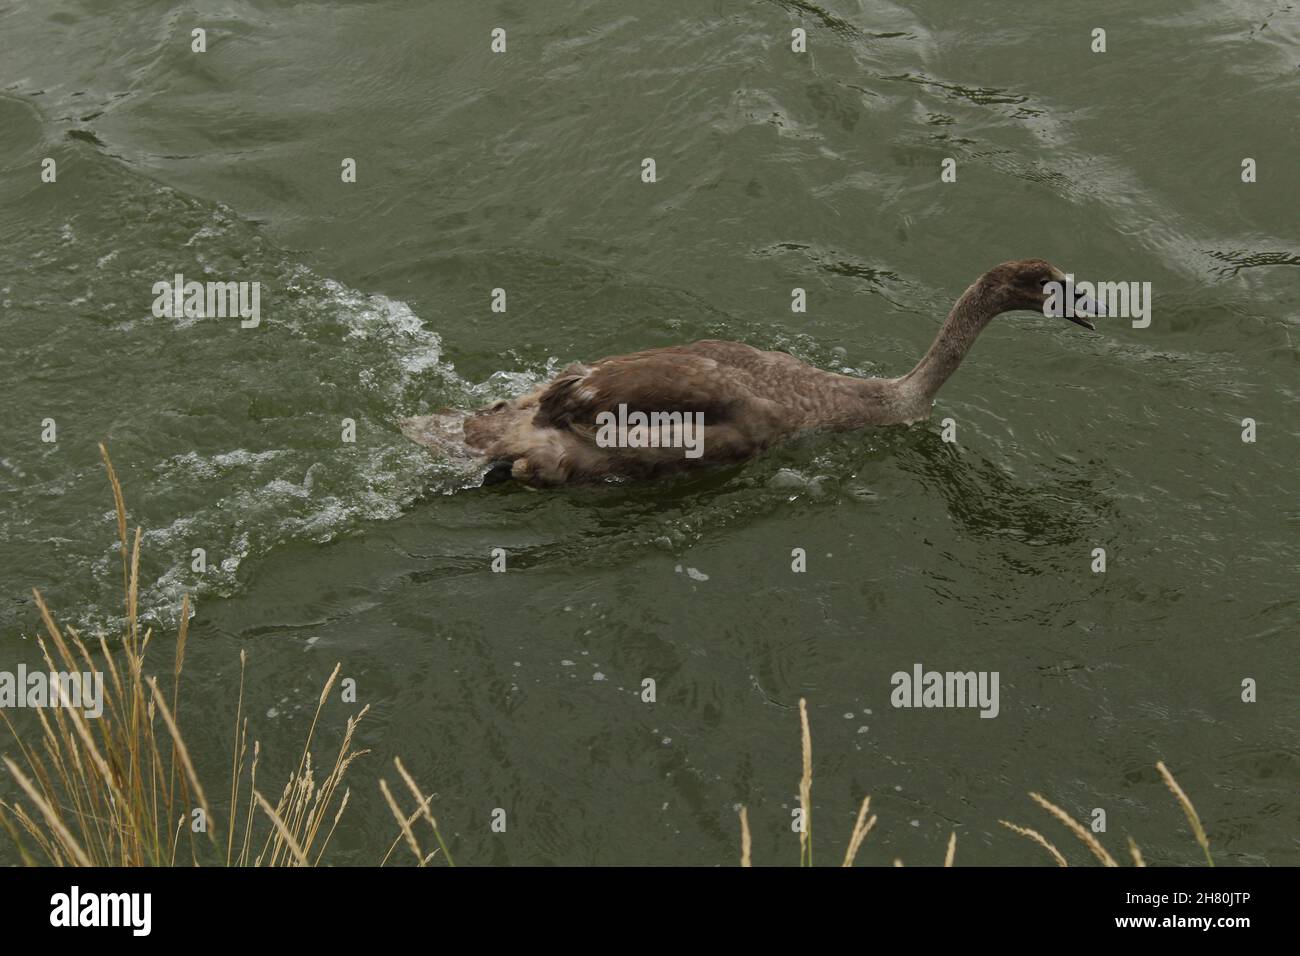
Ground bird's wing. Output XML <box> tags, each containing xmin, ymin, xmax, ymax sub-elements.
<box><xmin>533</xmin><ymin>348</ymin><xmax>767</xmax><ymax>433</ymax></box>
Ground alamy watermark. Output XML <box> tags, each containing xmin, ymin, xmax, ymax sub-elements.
<box><xmin>50</xmin><ymin>886</ymin><xmax>150</xmax><ymax>936</ymax></box>
<box><xmin>1043</xmin><ymin>274</ymin><xmax>1151</xmax><ymax>328</ymax></box>
<box><xmin>594</xmin><ymin>404</ymin><xmax>705</xmax><ymax>459</ymax></box>
<box><xmin>0</xmin><ymin>665</ymin><xmax>103</xmax><ymax>718</ymax></box>
<box><xmin>891</xmin><ymin>663</ymin><xmax>999</xmax><ymax>718</ymax></box>
<box><xmin>151</xmin><ymin>272</ymin><xmax>261</xmax><ymax>327</ymax></box>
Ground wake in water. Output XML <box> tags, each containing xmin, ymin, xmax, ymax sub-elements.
<box><xmin>0</xmin><ymin>141</ymin><xmax>557</xmax><ymax>633</ymax></box>
<box><xmin>399</xmin><ymin>409</ymin><xmax>482</xmax><ymax>476</ymax></box>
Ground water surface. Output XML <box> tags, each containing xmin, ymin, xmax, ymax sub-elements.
<box><xmin>0</xmin><ymin>0</ymin><xmax>1296</xmax><ymax>865</ymax></box>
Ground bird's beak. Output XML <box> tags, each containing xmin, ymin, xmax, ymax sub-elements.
<box><xmin>1046</xmin><ymin>268</ymin><xmax>1100</xmax><ymax>331</ymax></box>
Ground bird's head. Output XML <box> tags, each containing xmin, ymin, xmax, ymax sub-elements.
<box><xmin>982</xmin><ymin>258</ymin><xmax>1101</xmax><ymax>330</ymax></box>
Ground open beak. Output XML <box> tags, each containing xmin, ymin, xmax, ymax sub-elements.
<box><xmin>1045</xmin><ymin>268</ymin><xmax>1101</xmax><ymax>331</ymax></box>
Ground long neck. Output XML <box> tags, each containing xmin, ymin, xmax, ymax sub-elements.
<box><xmin>900</xmin><ymin>279</ymin><xmax>1001</xmax><ymax>401</ymax></box>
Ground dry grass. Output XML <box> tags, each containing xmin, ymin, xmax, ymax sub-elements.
<box><xmin>377</xmin><ymin>756</ymin><xmax>455</xmax><ymax>867</ymax></box>
<box><xmin>1004</xmin><ymin>763</ymin><xmax>1214</xmax><ymax>868</ymax></box>
<box><xmin>0</xmin><ymin>444</ymin><xmax>441</xmax><ymax>867</ymax></box>
<box><xmin>1128</xmin><ymin>836</ymin><xmax>1146</xmax><ymax>867</ymax></box>
<box><xmin>739</xmin><ymin>806</ymin><xmax>752</xmax><ymax>867</ymax></box>
<box><xmin>797</xmin><ymin>697</ymin><xmax>812</xmax><ymax>866</ymax></box>
<box><xmin>1157</xmin><ymin>760</ymin><xmax>1213</xmax><ymax>866</ymax></box>
<box><xmin>1027</xmin><ymin>792</ymin><xmax>1119</xmax><ymax>867</ymax></box>
<box><xmin>0</xmin><ymin>455</ymin><xmax>218</xmax><ymax>866</ymax></box>
<box><xmin>0</xmin><ymin>446</ymin><xmax>1223</xmax><ymax>870</ymax></box>
<box><xmin>998</xmin><ymin>821</ymin><xmax>1068</xmax><ymax>867</ymax></box>
<box><xmin>842</xmin><ymin>796</ymin><xmax>876</xmax><ymax>867</ymax></box>
<box><xmin>738</xmin><ymin>697</ymin><xmax>880</xmax><ymax>867</ymax></box>
<box><xmin>742</xmin><ymin>697</ymin><xmax>1220</xmax><ymax>867</ymax></box>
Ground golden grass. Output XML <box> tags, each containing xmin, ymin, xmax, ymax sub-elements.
<box><xmin>741</xmin><ymin>697</ymin><xmax>1220</xmax><ymax>867</ymax></box>
<box><xmin>0</xmin><ymin>572</ymin><xmax>213</xmax><ymax>865</ymax></box>
<box><xmin>1027</xmin><ymin>792</ymin><xmax>1119</xmax><ymax>867</ymax></box>
<box><xmin>842</xmin><ymin>796</ymin><xmax>876</xmax><ymax>867</ymax></box>
<box><xmin>999</xmin><ymin>820</ymin><xmax>1068</xmax><ymax>867</ymax></box>
<box><xmin>1128</xmin><ymin>836</ymin><xmax>1145</xmax><ymax>867</ymax></box>
<box><xmin>0</xmin><ymin>444</ymin><xmax>444</xmax><ymax>867</ymax></box>
<box><xmin>1004</xmin><ymin>763</ymin><xmax>1213</xmax><ymax>868</ymax></box>
<box><xmin>383</xmin><ymin>756</ymin><xmax>455</xmax><ymax>866</ymax></box>
<box><xmin>739</xmin><ymin>806</ymin><xmax>752</xmax><ymax>867</ymax></box>
<box><xmin>1157</xmin><ymin>760</ymin><xmax>1213</xmax><ymax>867</ymax></box>
<box><xmin>738</xmin><ymin>696</ymin><xmax>878</xmax><ymax>867</ymax></box>
<box><xmin>797</xmin><ymin>697</ymin><xmax>812</xmax><ymax>866</ymax></box>
<box><xmin>0</xmin><ymin>446</ymin><xmax>1223</xmax><ymax>870</ymax></box>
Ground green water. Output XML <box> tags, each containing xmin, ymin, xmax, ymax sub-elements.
<box><xmin>0</xmin><ymin>0</ymin><xmax>1296</xmax><ymax>865</ymax></box>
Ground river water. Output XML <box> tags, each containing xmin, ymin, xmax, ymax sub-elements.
<box><xmin>0</xmin><ymin>0</ymin><xmax>1295</xmax><ymax>865</ymax></box>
